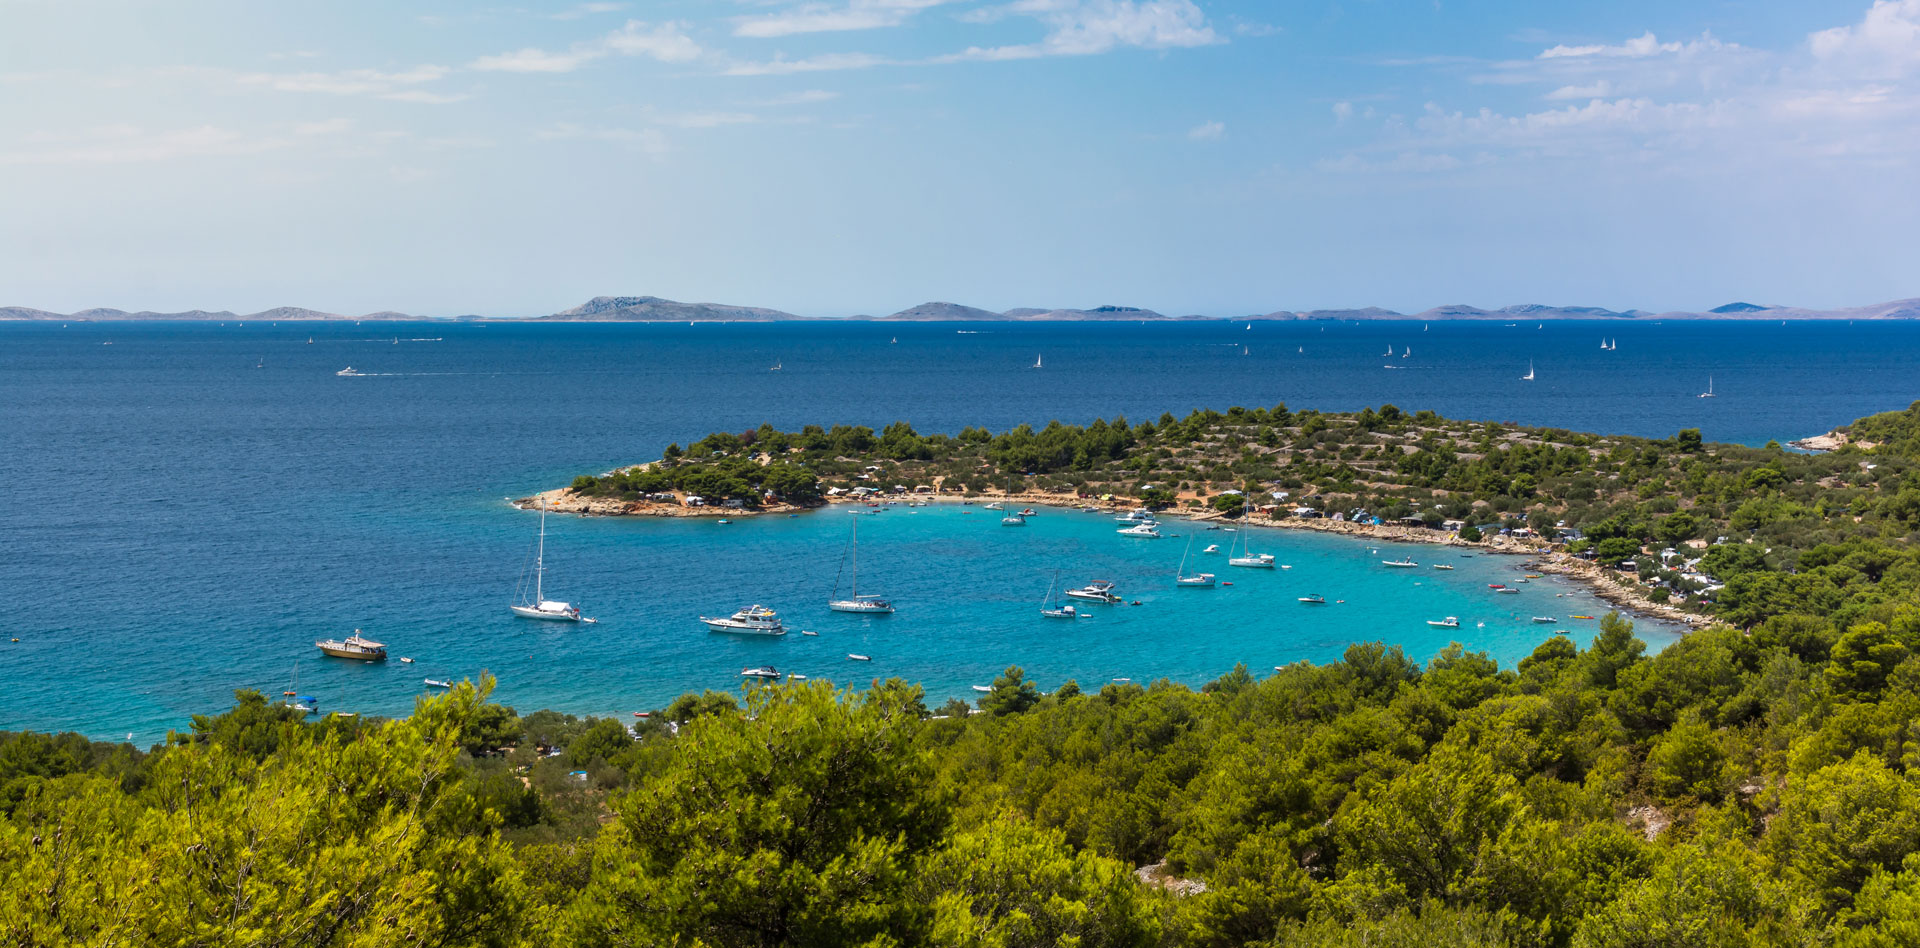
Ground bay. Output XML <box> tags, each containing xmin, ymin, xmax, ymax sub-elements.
<box><xmin>2</xmin><ymin>318</ymin><xmax>1907</xmax><ymax>739</ymax></box>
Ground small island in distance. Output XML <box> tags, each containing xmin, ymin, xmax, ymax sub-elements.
<box><xmin>4</xmin><ymin>294</ymin><xmax>1918</xmax><ymax>323</ymax></box>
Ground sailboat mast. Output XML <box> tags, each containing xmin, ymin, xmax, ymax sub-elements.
<box><xmin>850</xmin><ymin>515</ymin><xmax>859</xmax><ymax>597</ymax></box>
<box><xmin>535</xmin><ymin>501</ymin><xmax>546</xmax><ymax>603</ymax></box>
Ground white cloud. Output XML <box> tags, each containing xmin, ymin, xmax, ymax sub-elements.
<box><xmin>1317</xmin><ymin>151</ymin><xmax>1467</xmax><ymax>174</ymax></box>
<box><xmin>734</xmin><ymin>0</ymin><xmax>952</xmax><ymax>38</ymax></box>
<box><xmin>723</xmin><ymin>52</ymin><xmax>892</xmax><ymax>76</ymax></box>
<box><xmin>471</xmin><ymin>47</ymin><xmax>600</xmax><ymax>73</ymax></box>
<box><xmin>471</xmin><ymin>19</ymin><xmax>700</xmax><ymax>73</ymax></box>
<box><xmin>945</xmin><ymin>0</ymin><xmax>1220</xmax><ymax>61</ymax></box>
<box><xmin>754</xmin><ymin>88</ymin><xmax>842</xmax><ymax>105</ymax></box>
<box><xmin>1545</xmin><ymin>80</ymin><xmax>1614</xmax><ymax>100</ymax></box>
<box><xmin>1810</xmin><ymin>0</ymin><xmax>1920</xmax><ymax>72</ymax></box>
<box><xmin>1187</xmin><ymin>120</ymin><xmax>1224</xmax><ymax>140</ymax></box>
<box><xmin>1539</xmin><ymin>31</ymin><xmax>1688</xmax><ymax>59</ymax></box>
<box><xmin>602</xmin><ymin>20</ymin><xmax>703</xmax><ymax>62</ymax></box>
<box><xmin>238</xmin><ymin>65</ymin><xmax>456</xmax><ymax>101</ymax></box>
<box><xmin>292</xmin><ymin>118</ymin><xmax>354</xmax><ymax>136</ymax></box>
<box><xmin>1332</xmin><ymin>101</ymin><xmax>1353</xmax><ymax>122</ymax></box>
<box><xmin>550</xmin><ymin>2</ymin><xmax>625</xmax><ymax>20</ymax></box>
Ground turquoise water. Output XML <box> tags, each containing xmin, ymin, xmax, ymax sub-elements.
<box><xmin>13</xmin><ymin>316</ymin><xmax>1895</xmax><ymax>739</ymax></box>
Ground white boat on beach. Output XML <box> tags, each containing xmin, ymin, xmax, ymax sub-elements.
<box><xmin>828</xmin><ymin>514</ymin><xmax>895</xmax><ymax>614</ymax></box>
<box><xmin>702</xmin><ymin>605</ymin><xmax>787</xmax><ymax>635</ymax></box>
<box><xmin>511</xmin><ymin>499</ymin><xmax>593</xmax><ymax>622</ymax></box>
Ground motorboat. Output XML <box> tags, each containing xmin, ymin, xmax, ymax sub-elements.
<box><xmin>1382</xmin><ymin>558</ymin><xmax>1419</xmax><ymax>568</ymax></box>
<box><xmin>1117</xmin><ymin>522</ymin><xmax>1161</xmax><ymax>538</ymax></box>
<box><xmin>1428</xmin><ymin>616</ymin><xmax>1460</xmax><ymax>628</ymax></box>
<box><xmin>984</xmin><ymin>502</ymin><xmax>1005</xmax><ymax>510</ymax></box>
<box><xmin>316</xmin><ymin>630</ymin><xmax>387</xmax><ymax>661</ymax></box>
<box><xmin>1115</xmin><ymin>509</ymin><xmax>1155</xmax><ymax>523</ymax></box>
<box><xmin>1431</xmin><ymin>564</ymin><xmax>1454</xmax><ymax>570</ymax></box>
<box><xmin>336</xmin><ymin>366</ymin><xmax>361</xmax><ymax>377</ymax></box>
<box><xmin>741</xmin><ymin>666</ymin><xmax>782</xmax><ymax>680</ymax></box>
<box><xmin>1298</xmin><ymin>594</ymin><xmax>1327</xmax><ymax>604</ymax></box>
<box><xmin>702</xmin><ymin>605</ymin><xmax>787</xmax><ymax>635</ymax></box>
<box><xmin>1019</xmin><ymin>508</ymin><xmax>1036</xmax><ymax>516</ymax></box>
<box><xmin>1066</xmin><ymin>581</ymin><xmax>1122</xmax><ymax>603</ymax></box>
<box><xmin>1487</xmin><ymin>583</ymin><xmax>1506</xmax><ymax>588</ymax></box>
<box><xmin>972</xmin><ymin>684</ymin><xmax>993</xmax><ymax>693</ymax></box>
<box><xmin>424</xmin><ymin>678</ymin><xmax>452</xmax><ymax>688</ymax></box>
<box><xmin>511</xmin><ymin>499</ymin><xmax>593</xmax><ymax>623</ymax></box>
<box><xmin>1003</xmin><ymin>515</ymin><xmax>1028</xmax><ymax>526</ymax></box>
<box><xmin>1202</xmin><ymin>544</ymin><xmax>1220</xmax><ymax>553</ymax></box>
<box><xmin>848</xmin><ymin>653</ymin><xmax>872</xmax><ymax>661</ymax></box>
<box><xmin>1532</xmin><ymin>616</ymin><xmax>1559</xmax><ymax>623</ymax></box>
<box><xmin>1042</xmin><ymin>604</ymin><xmax>1080</xmax><ymax>618</ymax></box>
<box><xmin>1495</xmin><ymin>587</ymin><xmax>1521</xmax><ymax>595</ymax></box>
<box><xmin>828</xmin><ymin>514</ymin><xmax>895</xmax><ymax>613</ymax></box>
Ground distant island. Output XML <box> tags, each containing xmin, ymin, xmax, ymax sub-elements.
<box><xmin>6</xmin><ymin>294</ymin><xmax>1918</xmax><ymax>322</ymax></box>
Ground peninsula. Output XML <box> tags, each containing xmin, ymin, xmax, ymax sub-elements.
<box><xmin>541</xmin><ymin>401</ymin><xmax>1920</xmax><ymax>631</ymax></box>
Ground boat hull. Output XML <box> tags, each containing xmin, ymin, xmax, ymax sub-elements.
<box><xmin>703</xmin><ymin>620</ymin><xmax>786</xmax><ymax>635</ymax></box>
<box><xmin>1228</xmin><ymin>558</ymin><xmax>1275</xmax><ymax>569</ymax></box>
<box><xmin>317</xmin><ymin>646</ymin><xmax>385</xmax><ymax>661</ymax></box>
<box><xmin>829</xmin><ymin>600</ymin><xmax>895</xmax><ymax>614</ymax></box>
<box><xmin>510</xmin><ymin>605</ymin><xmax>581</xmax><ymax>621</ymax></box>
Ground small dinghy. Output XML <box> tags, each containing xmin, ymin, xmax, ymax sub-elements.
<box><xmin>423</xmin><ymin>678</ymin><xmax>452</xmax><ymax>688</ymax></box>
<box><xmin>847</xmin><ymin>653</ymin><xmax>872</xmax><ymax>661</ymax></box>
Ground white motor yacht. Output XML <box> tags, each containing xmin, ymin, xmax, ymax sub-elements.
<box><xmin>1428</xmin><ymin>616</ymin><xmax>1460</xmax><ymax>628</ymax></box>
<box><xmin>1065</xmin><ymin>581</ymin><xmax>1122</xmax><ymax>603</ymax></box>
<box><xmin>702</xmin><ymin>605</ymin><xmax>787</xmax><ymax>635</ymax></box>
<box><xmin>1381</xmin><ymin>558</ymin><xmax>1419</xmax><ymax>568</ymax></box>
<box><xmin>1117</xmin><ymin>522</ymin><xmax>1161</xmax><ymax>538</ymax></box>
<box><xmin>336</xmin><ymin>366</ymin><xmax>361</xmax><ymax>377</ymax></box>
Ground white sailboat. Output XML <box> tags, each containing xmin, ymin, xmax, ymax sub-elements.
<box><xmin>1402</xmin><ymin>346</ymin><xmax>1410</xmax><ymax>359</ymax></box>
<box><xmin>1176</xmin><ymin>537</ymin><xmax>1215</xmax><ymax>587</ymax></box>
<box><xmin>1227</xmin><ymin>516</ymin><xmax>1276</xmax><ymax>568</ymax></box>
<box><xmin>1382</xmin><ymin>343</ymin><xmax>1393</xmax><ymax>357</ymax></box>
<box><xmin>1032</xmin><ymin>354</ymin><xmax>1043</xmax><ymax>369</ymax></box>
<box><xmin>511</xmin><ymin>500</ymin><xmax>592</xmax><ymax>622</ymax></box>
<box><xmin>769</xmin><ymin>359</ymin><xmax>782</xmax><ymax>371</ymax></box>
<box><xmin>1040</xmin><ymin>572</ymin><xmax>1079</xmax><ymax>619</ymax></box>
<box><xmin>829</xmin><ymin>514</ymin><xmax>895</xmax><ymax>613</ymax></box>
<box><xmin>1521</xmin><ymin>361</ymin><xmax>1535</xmax><ymax>381</ymax></box>
<box><xmin>1699</xmin><ymin>376</ymin><xmax>1716</xmax><ymax>398</ymax></box>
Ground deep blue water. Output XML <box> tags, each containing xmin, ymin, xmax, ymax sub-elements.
<box><xmin>2</xmin><ymin>318</ymin><xmax>1913</xmax><ymax>740</ymax></box>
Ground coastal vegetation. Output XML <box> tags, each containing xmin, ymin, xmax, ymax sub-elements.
<box><xmin>564</xmin><ymin>402</ymin><xmax>1920</xmax><ymax>628</ymax></box>
<box><xmin>12</xmin><ymin>595</ymin><xmax>1920</xmax><ymax>944</ymax></box>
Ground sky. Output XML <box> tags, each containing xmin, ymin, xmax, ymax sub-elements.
<box><xmin>2</xmin><ymin>0</ymin><xmax>1917</xmax><ymax>317</ymax></box>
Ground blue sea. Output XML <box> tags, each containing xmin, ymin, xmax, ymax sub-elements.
<box><xmin>3</xmin><ymin>318</ymin><xmax>1913</xmax><ymax>740</ymax></box>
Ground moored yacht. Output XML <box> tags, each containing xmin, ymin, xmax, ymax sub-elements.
<box><xmin>316</xmin><ymin>630</ymin><xmax>387</xmax><ymax>661</ymax></box>
<box><xmin>829</xmin><ymin>514</ymin><xmax>895</xmax><ymax>613</ymax></box>
<box><xmin>1117</xmin><ymin>522</ymin><xmax>1161</xmax><ymax>538</ymax></box>
<box><xmin>511</xmin><ymin>500</ymin><xmax>592</xmax><ymax>622</ymax></box>
<box><xmin>1428</xmin><ymin>616</ymin><xmax>1460</xmax><ymax>628</ymax></box>
<box><xmin>1382</xmin><ymin>558</ymin><xmax>1419</xmax><ymax>568</ymax></box>
<box><xmin>702</xmin><ymin>605</ymin><xmax>787</xmax><ymax>635</ymax></box>
<box><xmin>1176</xmin><ymin>537</ymin><xmax>1215</xmax><ymax>587</ymax></box>
<box><xmin>741</xmin><ymin>665</ymin><xmax>782</xmax><ymax>680</ymax></box>
<box><xmin>1065</xmin><ymin>581</ymin><xmax>1123</xmax><ymax>603</ymax></box>
<box><xmin>1298</xmin><ymin>594</ymin><xmax>1326</xmax><ymax>604</ymax></box>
